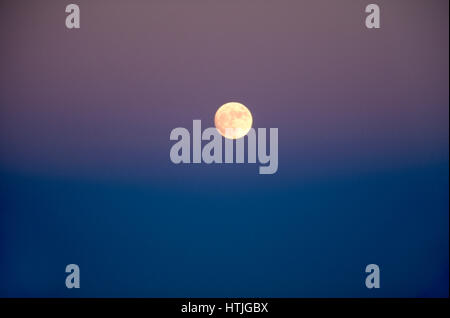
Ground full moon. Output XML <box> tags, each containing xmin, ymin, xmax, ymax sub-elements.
<box><xmin>214</xmin><ymin>102</ymin><xmax>253</xmax><ymax>139</ymax></box>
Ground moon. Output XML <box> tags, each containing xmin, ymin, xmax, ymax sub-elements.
<box><xmin>214</xmin><ymin>102</ymin><xmax>253</xmax><ymax>139</ymax></box>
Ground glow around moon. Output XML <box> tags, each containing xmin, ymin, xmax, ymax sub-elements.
<box><xmin>214</xmin><ymin>102</ymin><xmax>253</xmax><ymax>139</ymax></box>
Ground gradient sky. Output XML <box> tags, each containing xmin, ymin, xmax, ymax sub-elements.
<box><xmin>0</xmin><ymin>0</ymin><xmax>448</xmax><ymax>297</ymax></box>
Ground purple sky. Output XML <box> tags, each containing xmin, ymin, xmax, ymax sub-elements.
<box><xmin>0</xmin><ymin>0</ymin><xmax>448</xmax><ymax>180</ymax></box>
